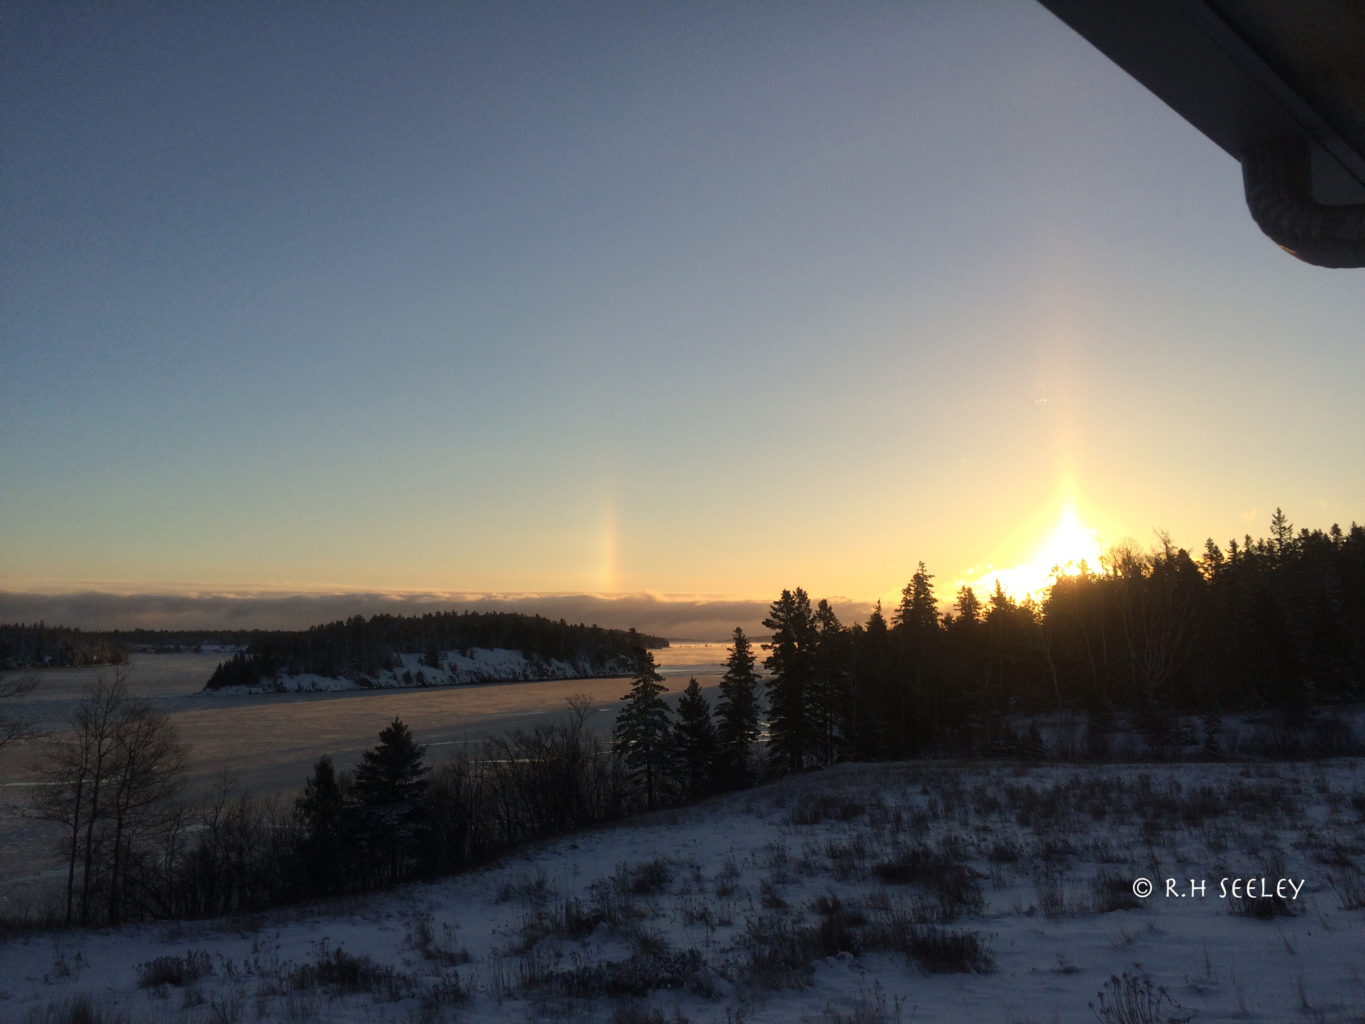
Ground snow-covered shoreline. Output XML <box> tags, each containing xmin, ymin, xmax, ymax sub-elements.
<box><xmin>207</xmin><ymin>647</ymin><xmax>635</xmax><ymax>695</ymax></box>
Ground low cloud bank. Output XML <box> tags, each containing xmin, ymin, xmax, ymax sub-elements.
<box><xmin>0</xmin><ymin>590</ymin><xmax>878</xmax><ymax>643</ymax></box>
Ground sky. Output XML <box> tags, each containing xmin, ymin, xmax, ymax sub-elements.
<box><xmin>4</xmin><ymin>2</ymin><xmax>1363</xmax><ymax>639</ymax></box>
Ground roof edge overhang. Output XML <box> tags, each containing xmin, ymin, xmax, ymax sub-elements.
<box><xmin>1036</xmin><ymin>0</ymin><xmax>1365</xmax><ymax>267</ymax></box>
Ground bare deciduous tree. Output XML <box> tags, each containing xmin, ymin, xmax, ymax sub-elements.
<box><xmin>0</xmin><ymin>672</ymin><xmax>39</xmax><ymax>751</ymax></box>
<box><xmin>33</xmin><ymin>671</ymin><xmax>186</xmax><ymax>925</ymax></box>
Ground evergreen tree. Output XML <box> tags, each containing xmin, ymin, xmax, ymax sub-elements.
<box><xmin>763</xmin><ymin>588</ymin><xmax>817</xmax><ymax>773</ymax></box>
<box><xmin>294</xmin><ymin>755</ymin><xmax>346</xmax><ymax>895</ymax></box>
<box><xmin>1270</xmin><ymin>507</ymin><xmax>1295</xmax><ymax>563</ymax></box>
<box><xmin>673</xmin><ymin>677</ymin><xmax>719</xmax><ymax>799</ymax></box>
<box><xmin>891</xmin><ymin>563</ymin><xmax>941</xmax><ymax>750</ymax></box>
<box><xmin>809</xmin><ymin>599</ymin><xmax>850</xmax><ymax>766</ymax></box>
<box><xmin>954</xmin><ymin>585</ymin><xmax>981</xmax><ymax>627</ymax></box>
<box><xmin>894</xmin><ymin>562</ymin><xmax>939</xmax><ymax>634</ymax></box>
<box><xmin>715</xmin><ymin>627</ymin><xmax>762</xmax><ymax>786</ymax></box>
<box><xmin>612</xmin><ymin>649</ymin><xmax>674</xmax><ymax>809</ymax></box>
<box><xmin>1199</xmin><ymin>538</ymin><xmax>1225</xmax><ymax>581</ymax></box>
<box><xmin>351</xmin><ymin>718</ymin><xmax>429</xmax><ymax>883</ymax></box>
<box><xmin>850</xmin><ymin>603</ymin><xmax>894</xmax><ymax>758</ymax></box>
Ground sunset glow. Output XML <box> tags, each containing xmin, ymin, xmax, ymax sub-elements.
<box><xmin>2</xmin><ymin>4</ymin><xmax>1363</xmax><ymax>636</ymax></box>
<box><xmin>964</xmin><ymin>501</ymin><xmax>1105</xmax><ymax>605</ymax></box>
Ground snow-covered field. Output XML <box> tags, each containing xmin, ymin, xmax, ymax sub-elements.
<box><xmin>4</xmin><ymin>758</ymin><xmax>1363</xmax><ymax>1023</ymax></box>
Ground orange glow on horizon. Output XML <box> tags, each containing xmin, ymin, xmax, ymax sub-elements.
<box><xmin>961</xmin><ymin>500</ymin><xmax>1104</xmax><ymax>606</ymax></box>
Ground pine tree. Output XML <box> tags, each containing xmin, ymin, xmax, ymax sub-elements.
<box><xmin>612</xmin><ymin>649</ymin><xmax>674</xmax><ymax>809</ymax></box>
<box><xmin>673</xmin><ymin>677</ymin><xmax>718</xmax><ymax>799</ymax></box>
<box><xmin>353</xmin><ymin>718</ymin><xmax>429</xmax><ymax>810</ymax></box>
<box><xmin>850</xmin><ymin>603</ymin><xmax>894</xmax><ymax>758</ymax></box>
<box><xmin>809</xmin><ymin>600</ymin><xmax>850</xmax><ymax>766</ymax></box>
<box><xmin>955</xmin><ymin>585</ymin><xmax>981</xmax><ymax>627</ymax></box>
<box><xmin>894</xmin><ymin>562</ymin><xmax>939</xmax><ymax>634</ymax></box>
<box><xmin>351</xmin><ymin>718</ymin><xmax>429</xmax><ymax>883</ymax></box>
<box><xmin>1270</xmin><ymin>506</ymin><xmax>1295</xmax><ymax>563</ymax></box>
<box><xmin>763</xmin><ymin>588</ymin><xmax>817</xmax><ymax>774</ymax></box>
<box><xmin>715</xmin><ymin>627</ymin><xmax>762</xmax><ymax>786</ymax></box>
<box><xmin>294</xmin><ymin>755</ymin><xmax>346</xmax><ymax>895</ymax></box>
<box><xmin>892</xmin><ymin>563</ymin><xmax>942</xmax><ymax>751</ymax></box>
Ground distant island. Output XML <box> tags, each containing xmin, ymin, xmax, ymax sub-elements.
<box><xmin>203</xmin><ymin>610</ymin><xmax>667</xmax><ymax>693</ymax></box>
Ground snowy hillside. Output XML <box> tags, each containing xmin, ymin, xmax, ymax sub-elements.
<box><xmin>4</xmin><ymin>758</ymin><xmax>1364</xmax><ymax>1023</ymax></box>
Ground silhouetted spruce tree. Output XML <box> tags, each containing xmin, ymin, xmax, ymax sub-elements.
<box><xmin>955</xmin><ymin>585</ymin><xmax>982</xmax><ymax>627</ymax></box>
<box><xmin>673</xmin><ymin>677</ymin><xmax>718</xmax><ymax>799</ymax></box>
<box><xmin>351</xmin><ymin>718</ymin><xmax>429</xmax><ymax>883</ymax></box>
<box><xmin>294</xmin><ymin>755</ymin><xmax>346</xmax><ymax>896</ymax></box>
<box><xmin>849</xmin><ymin>603</ymin><xmax>894</xmax><ymax>758</ymax></box>
<box><xmin>894</xmin><ymin>562</ymin><xmax>939</xmax><ymax>634</ymax></box>
<box><xmin>1270</xmin><ymin>506</ymin><xmax>1295</xmax><ymax>564</ymax></box>
<box><xmin>809</xmin><ymin>599</ymin><xmax>850</xmax><ymax>766</ymax></box>
<box><xmin>715</xmin><ymin>627</ymin><xmax>762</xmax><ymax>786</ymax></box>
<box><xmin>763</xmin><ymin>588</ymin><xmax>817</xmax><ymax>773</ymax></box>
<box><xmin>612</xmin><ymin>649</ymin><xmax>674</xmax><ymax>809</ymax></box>
<box><xmin>892</xmin><ymin>563</ymin><xmax>941</xmax><ymax>750</ymax></box>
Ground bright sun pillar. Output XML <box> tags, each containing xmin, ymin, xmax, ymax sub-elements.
<box><xmin>967</xmin><ymin>503</ymin><xmax>1103</xmax><ymax>605</ymax></box>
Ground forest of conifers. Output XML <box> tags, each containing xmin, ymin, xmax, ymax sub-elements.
<box><xmin>7</xmin><ymin>510</ymin><xmax>1364</xmax><ymax>927</ymax></box>
<box><xmin>771</xmin><ymin>511</ymin><xmax>1365</xmax><ymax>765</ymax></box>
<box><xmin>202</xmin><ymin>611</ymin><xmax>669</xmax><ymax>688</ymax></box>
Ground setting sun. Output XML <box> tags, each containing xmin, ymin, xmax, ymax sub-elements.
<box><xmin>965</xmin><ymin>502</ymin><xmax>1104</xmax><ymax>605</ymax></box>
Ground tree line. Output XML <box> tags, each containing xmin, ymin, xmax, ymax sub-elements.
<box><xmin>20</xmin><ymin>510</ymin><xmax>1363</xmax><ymax>926</ymax></box>
<box><xmin>747</xmin><ymin>511</ymin><xmax>1364</xmax><ymax>766</ymax></box>
<box><xmin>204</xmin><ymin>611</ymin><xmax>668</xmax><ymax>689</ymax></box>
<box><xmin>0</xmin><ymin>623</ymin><xmax>129</xmax><ymax>670</ymax></box>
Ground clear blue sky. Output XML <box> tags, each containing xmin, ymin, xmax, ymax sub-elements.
<box><xmin>4</xmin><ymin>1</ymin><xmax>1363</xmax><ymax>634</ymax></box>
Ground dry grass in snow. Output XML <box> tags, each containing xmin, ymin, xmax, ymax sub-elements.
<box><xmin>3</xmin><ymin>758</ymin><xmax>1365</xmax><ymax>1023</ymax></box>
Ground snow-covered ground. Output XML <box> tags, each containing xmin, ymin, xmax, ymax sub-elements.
<box><xmin>3</xmin><ymin>758</ymin><xmax>1363</xmax><ymax>1023</ymax></box>
<box><xmin>213</xmin><ymin>649</ymin><xmax>635</xmax><ymax>694</ymax></box>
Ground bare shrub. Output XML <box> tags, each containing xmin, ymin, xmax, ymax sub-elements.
<box><xmin>789</xmin><ymin>791</ymin><xmax>866</xmax><ymax>825</ymax></box>
<box><xmin>412</xmin><ymin>976</ymin><xmax>467</xmax><ymax>1018</ymax></box>
<box><xmin>288</xmin><ymin>945</ymin><xmax>407</xmax><ymax>1000</ymax></box>
<box><xmin>1089</xmin><ymin>969</ymin><xmax>1191</xmax><ymax>1024</ymax></box>
<box><xmin>759</xmin><ymin>878</ymin><xmax>788</xmax><ymax>910</ymax></box>
<box><xmin>1226</xmin><ymin>854</ymin><xmax>1298</xmax><ymax>919</ymax></box>
<box><xmin>808</xmin><ymin>980</ymin><xmax>902</xmax><ymax>1024</ymax></box>
<box><xmin>1227</xmin><ymin>891</ymin><xmax>1296</xmax><ymax>919</ymax></box>
<box><xmin>714</xmin><ymin>851</ymin><xmax>742</xmax><ymax>898</ymax></box>
<box><xmin>1330</xmin><ymin>864</ymin><xmax>1365</xmax><ymax>910</ymax></box>
<box><xmin>205</xmin><ymin>989</ymin><xmax>243</xmax><ymax>1024</ymax></box>
<box><xmin>407</xmin><ymin>911</ymin><xmax>471</xmax><ymax>965</ymax></box>
<box><xmin>495</xmin><ymin>869</ymin><xmax>554</xmax><ymax>905</ymax></box>
<box><xmin>621</xmin><ymin>856</ymin><xmax>673</xmax><ymax>895</ymax></box>
<box><xmin>610</xmin><ymin>1002</ymin><xmax>693</xmax><ymax>1024</ymax></box>
<box><xmin>738</xmin><ymin>914</ymin><xmax>818</xmax><ymax>988</ymax></box>
<box><xmin>540</xmin><ymin>948</ymin><xmax>709</xmax><ymax>999</ymax></box>
<box><xmin>872</xmin><ymin>841</ymin><xmax>984</xmax><ymax>920</ymax></box>
<box><xmin>1035</xmin><ymin>869</ymin><xmax>1068</xmax><ymax>920</ymax></box>
<box><xmin>25</xmin><ymin>993</ymin><xmax>129</xmax><ymax>1024</ymax></box>
<box><xmin>988</xmin><ymin>838</ymin><xmax>1023</xmax><ymax>864</ymax></box>
<box><xmin>1092</xmin><ymin>870</ymin><xmax>1143</xmax><ymax>913</ymax></box>
<box><xmin>892</xmin><ymin>925</ymin><xmax>994</xmax><ymax>973</ymax></box>
<box><xmin>135</xmin><ymin>949</ymin><xmax>213</xmax><ymax>988</ymax></box>
<box><xmin>514</xmin><ymin>896</ymin><xmax>607</xmax><ymax>951</ymax></box>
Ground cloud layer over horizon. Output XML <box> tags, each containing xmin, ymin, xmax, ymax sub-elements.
<box><xmin>0</xmin><ymin>590</ymin><xmax>877</xmax><ymax>643</ymax></box>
